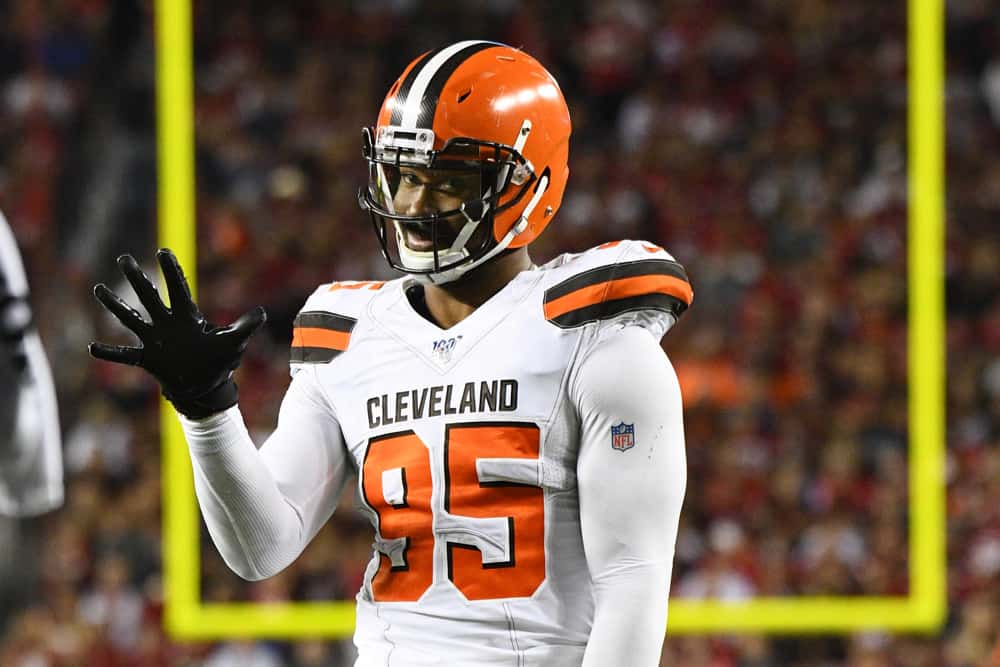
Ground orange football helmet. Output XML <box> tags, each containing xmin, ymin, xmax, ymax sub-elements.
<box><xmin>359</xmin><ymin>40</ymin><xmax>572</xmax><ymax>283</ymax></box>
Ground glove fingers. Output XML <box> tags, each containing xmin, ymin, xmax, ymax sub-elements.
<box><xmin>94</xmin><ymin>284</ymin><xmax>150</xmax><ymax>335</ymax></box>
<box><xmin>118</xmin><ymin>254</ymin><xmax>169</xmax><ymax>323</ymax></box>
<box><xmin>157</xmin><ymin>248</ymin><xmax>198</xmax><ymax>318</ymax></box>
<box><xmin>221</xmin><ymin>306</ymin><xmax>267</xmax><ymax>342</ymax></box>
<box><xmin>89</xmin><ymin>341</ymin><xmax>143</xmax><ymax>366</ymax></box>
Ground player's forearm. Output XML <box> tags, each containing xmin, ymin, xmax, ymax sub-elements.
<box><xmin>180</xmin><ymin>406</ymin><xmax>308</xmax><ymax>580</ymax></box>
<box><xmin>583</xmin><ymin>560</ymin><xmax>671</xmax><ymax>666</ymax></box>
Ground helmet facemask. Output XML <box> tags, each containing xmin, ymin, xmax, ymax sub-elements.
<box><xmin>359</xmin><ymin>125</ymin><xmax>537</xmax><ymax>284</ymax></box>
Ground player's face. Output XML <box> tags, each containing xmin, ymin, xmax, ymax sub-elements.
<box><xmin>392</xmin><ymin>166</ymin><xmax>482</xmax><ymax>251</ymax></box>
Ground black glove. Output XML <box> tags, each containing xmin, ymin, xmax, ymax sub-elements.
<box><xmin>89</xmin><ymin>249</ymin><xmax>266</xmax><ymax>419</ymax></box>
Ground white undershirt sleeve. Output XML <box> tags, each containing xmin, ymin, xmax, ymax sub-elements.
<box><xmin>179</xmin><ymin>365</ymin><xmax>351</xmax><ymax>581</ymax></box>
<box><xmin>573</xmin><ymin>325</ymin><xmax>687</xmax><ymax>667</ymax></box>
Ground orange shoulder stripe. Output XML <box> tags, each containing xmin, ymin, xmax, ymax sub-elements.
<box><xmin>291</xmin><ymin>327</ymin><xmax>351</xmax><ymax>352</ymax></box>
<box><xmin>543</xmin><ymin>274</ymin><xmax>693</xmax><ymax>321</ymax></box>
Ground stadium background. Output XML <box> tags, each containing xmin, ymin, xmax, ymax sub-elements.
<box><xmin>0</xmin><ymin>0</ymin><xmax>993</xmax><ymax>665</ymax></box>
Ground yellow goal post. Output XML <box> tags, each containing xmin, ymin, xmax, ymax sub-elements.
<box><xmin>156</xmin><ymin>0</ymin><xmax>945</xmax><ymax>638</ymax></box>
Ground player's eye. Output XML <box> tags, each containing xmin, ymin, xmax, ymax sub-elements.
<box><xmin>435</xmin><ymin>176</ymin><xmax>478</xmax><ymax>195</ymax></box>
<box><xmin>400</xmin><ymin>172</ymin><xmax>422</xmax><ymax>186</ymax></box>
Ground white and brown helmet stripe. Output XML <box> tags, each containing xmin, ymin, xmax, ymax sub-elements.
<box><xmin>388</xmin><ymin>40</ymin><xmax>503</xmax><ymax>130</ymax></box>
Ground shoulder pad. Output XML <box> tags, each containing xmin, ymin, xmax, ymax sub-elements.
<box><xmin>290</xmin><ymin>280</ymin><xmax>385</xmax><ymax>366</ymax></box>
<box><xmin>541</xmin><ymin>240</ymin><xmax>693</xmax><ymax>329</ymax></box>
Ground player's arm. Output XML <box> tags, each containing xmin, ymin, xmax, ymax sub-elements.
<box><xmin>89</xmin><ymin>250</ymin><xmax>350</xmax><ymax>580</ymax></box>
<box><xmin>180</xmin><ymin>367</ymin><xmax>350</xmax><ymax>580</ymax></box>
<box><xmin>0</xmin><ymin>211</ymin><xmax>63</xmax><ymax>517</ymax></box>
<box><xmin>573</xmin><ymin>325</ymin><xmax>687</xmax><ymax>667</ymax></box>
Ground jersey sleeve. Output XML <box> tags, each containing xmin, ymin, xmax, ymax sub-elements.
<box><xmin>541</xmin><ymin>240</ymin><xmax>693</xmax><ymax>339</ymax></box>
<box><xmin>289</xmin><ymin>280</ymin><xmax>385</xmax><ymax>375</ymax></box>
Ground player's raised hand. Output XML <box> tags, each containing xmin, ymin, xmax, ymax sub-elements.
<box><xmin>89</xmin><ymin>249</ymin><xmax>266</xmax><ymax>419</ymax></box>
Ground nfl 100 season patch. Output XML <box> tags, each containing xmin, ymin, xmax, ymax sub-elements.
<box><xmin>611</xmin><ymin>422</ymin><xmax>635</xmax><ymax>452</ymax></box>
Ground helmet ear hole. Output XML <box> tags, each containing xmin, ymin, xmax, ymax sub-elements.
<box><xmin>457</xmin><ymin>88</ymin><xmax>472</xmax><ymax>103</ymax></box>
<box><xmin>536</xmin><ymin>166</ymin><xmax>551</xmax><ymax>190</ymax></box>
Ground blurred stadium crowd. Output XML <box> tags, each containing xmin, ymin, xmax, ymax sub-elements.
<box><xmin>0</xmin><ymin>0</ymin><xmax>998</xmax><ymax>665</ymax></box>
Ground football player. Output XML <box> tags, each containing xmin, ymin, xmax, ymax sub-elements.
<box><xmin>90</xmin><ymin>41</ymin><xmax>691</xmax><ymax>666</ymax></box>
<box><xmin>0</xmin><ymin>210</ymin><xmax>63</xmax><ymax>517</ymax></box>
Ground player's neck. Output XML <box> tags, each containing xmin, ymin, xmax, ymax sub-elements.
<box><xmin>422</xmin><ymin>248</ymin><xmax>532</xmax><ymax>329</ymax></box>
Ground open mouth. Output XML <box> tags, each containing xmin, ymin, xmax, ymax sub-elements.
<box><xmin>401</xmin><ymin>222</ymin><xmax>456</xmax><ymax>251</ymax></box>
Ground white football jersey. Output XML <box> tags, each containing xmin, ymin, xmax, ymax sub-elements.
<box><xmin>289</xmin><ymin>240</ymin><xmax>692</xmax><ymax>666</ymax></box>
<box><xmin>0</xmin><ymin>210</ymin><xmax>62</xmax><ymax>517</ymax></box>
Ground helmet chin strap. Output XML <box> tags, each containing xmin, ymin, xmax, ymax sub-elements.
<box><xmin>417</xmin><ymin>173</ymin><xmax>549</xmax><ymax>285</ymax></box>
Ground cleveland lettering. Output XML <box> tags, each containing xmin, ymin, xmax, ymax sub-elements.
<box><xmin>367</xmin><ymin>379</ymin><xmax>518</xmax><ymax>428</ymax></box>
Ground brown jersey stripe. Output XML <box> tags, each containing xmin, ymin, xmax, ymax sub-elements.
<box><xmin>290</xmin><ymin>346</ymin><xmax>344</xmax><ymax>364</ymax></box>
<box><xmin>548</xmin><ymin>293</ymin><xmax>689</xmax><ymax>329</ymax></box>
<box><xmin>292</xmin><ymin>327</ymin><xmax>351</xmax><ymax>352</ymax></box>
<box><xmin>544</xmin><ymin>259</ymin><xmax>689</xmax><ymax>303</ymax></box>
<box><xmin>544</xmin><ymin>273</ymin><xmax>693</xmax><ymax>321</ymax></box>
<box><xmin>293</xmin><ymin>311</ymin><xmax>356</xmax><ymax>333</ymax></box>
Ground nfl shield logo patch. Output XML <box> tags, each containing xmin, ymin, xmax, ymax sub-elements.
<box><xmin>610</xmin><ymin>422</ymin><xmax>635</xmax><ymax>452</ymax></box>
